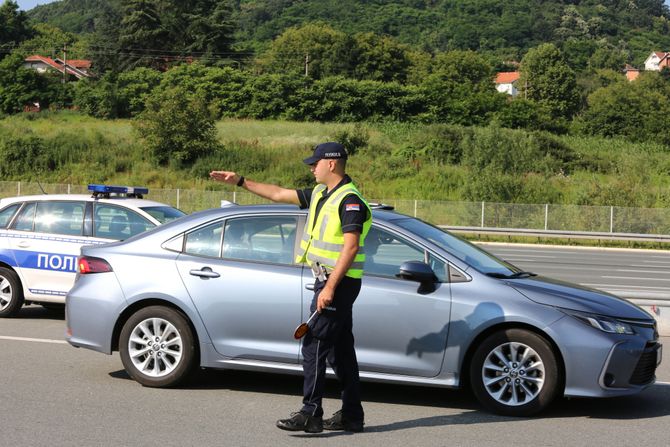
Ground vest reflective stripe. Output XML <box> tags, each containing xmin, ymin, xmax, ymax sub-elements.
<box><xmin>297</xmin><ymin>182</ymin><xmax>372</xmax><ymax>279</ymax></box>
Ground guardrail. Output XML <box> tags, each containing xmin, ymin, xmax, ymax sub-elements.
<box><xmin>3</xmin><ymin>181</ymin><xmax>670</xmax><ymax>242</ymax></box>
<box><xmin>443</xmin><ymin>226</ymin><xmax>670</xmax><ymax>243</ymax></box>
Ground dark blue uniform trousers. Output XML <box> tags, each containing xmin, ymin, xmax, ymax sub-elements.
<box><xmin>300</xmin><ymin>276</ymin><xmax>364</xmax><ymax>423</ymax></box>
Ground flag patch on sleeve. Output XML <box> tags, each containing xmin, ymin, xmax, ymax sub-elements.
<box><xmin>345</xmin><ymin>203</ymin><xmax>361</xmax><ymax>212</ymax></box>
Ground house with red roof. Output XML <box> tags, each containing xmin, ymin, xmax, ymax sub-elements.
<box><xmin>643</xmin><ymin>51</ymin><xmax>670</xmax><ymax>71</ymax></box>
<box><xmin>494</xmin><ymin>71</ymin><xmax>520</xmax><ymax>97</ymax></box>
<box><xmin>23</xmin><ymin>55</ymin><xmax>93</xmax><ymax>80</ymax></box>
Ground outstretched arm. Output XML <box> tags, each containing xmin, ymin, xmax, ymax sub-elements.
<box><xmin>209</xmin><ymin>171</ymin><xmax>300</xmax><ymax>205</ymax></box>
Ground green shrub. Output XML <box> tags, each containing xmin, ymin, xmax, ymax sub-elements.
<box><xmin>135</xmin><ymin>87</ymin><xmax>220</xmax><ymax>166</ymax></box>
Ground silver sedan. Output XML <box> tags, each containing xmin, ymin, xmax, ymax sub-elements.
<box><xmin>65</xmin><ymin>204</ymin><xmax>662</xmax><ymax>416</ymax></box>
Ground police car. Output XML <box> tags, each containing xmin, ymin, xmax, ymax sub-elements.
<box><xmin>0</xmin><ymin>184</ymin><xmax>185</xmax><ymax>317</ymax></box>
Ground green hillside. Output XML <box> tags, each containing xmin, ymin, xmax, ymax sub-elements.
<box><xmin>27</xmin><ymin>0</ymin><xmax>670</xmax><ymax>64</ymax></box>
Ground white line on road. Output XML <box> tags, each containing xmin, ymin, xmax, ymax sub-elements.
<box><xmin>582</xmin><ymin>284</ymin><xmax>670</xmax><ymax>290</ymax></box>
<box><xmin>617</xmin><ymin>269</ymin><xmax>670</xmax><ymax>274</ymax></box>
<box><xmin>0</xmin><ymin>335</ymin><xmax>67</xmax><ymax>344</ymax></box>
<box><xmin>602</xmin><ymin>276</ymin><xmax>670</xmax><ymax>282</ymax></box>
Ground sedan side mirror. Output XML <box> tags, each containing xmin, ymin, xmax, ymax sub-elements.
<box><xmin>396</xmin><ymin>260</ymin><xmax>438</xmax><ymax>294</ymax></box>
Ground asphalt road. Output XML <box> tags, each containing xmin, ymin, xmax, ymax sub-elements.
<box><xmin>1</xmin><ymin>306</ymin><xmax>669</xmax><ymax>447</ymax></box>
<box><xmin>481</xmin><ymin>243</ymin><xmax>670</xmax><ymax>300</ymax></box>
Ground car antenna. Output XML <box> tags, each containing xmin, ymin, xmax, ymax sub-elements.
<box><xmin>37</xmin><ymin>180</ymin><xmax>47</xmax><ymax>194</ymax></box>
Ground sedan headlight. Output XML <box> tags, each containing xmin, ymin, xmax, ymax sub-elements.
<box><xmin>562</xmin><ymin>309</ymin><xmax>635</xmax><ymax>335</ymax></box>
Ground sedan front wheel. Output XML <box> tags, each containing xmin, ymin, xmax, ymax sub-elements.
<box><xmin>470</xmin><ymin>329</ymin><xmax>561</xmax><ymax>416</ymax></box>
<box><xmin>119</xmin><ymin>306</ymin><xmax>196</xmax><ymax>387</ymax></box>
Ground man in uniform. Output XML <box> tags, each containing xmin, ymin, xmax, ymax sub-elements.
<box><xmin>209</xmin><ymin>142</ymin><xmax>372</xmax><ymax>434</ymax></box>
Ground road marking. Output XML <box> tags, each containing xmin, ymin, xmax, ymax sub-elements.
<box><xmin>495</xmin><ymin>253</ymin><xmax>556</xmax><ymax>259</ymax></box>
<box><xmin>617</xmin><ymin>269</ymin><xmax>670</xmax><ymax>274</ymax></box>
<box><xmin>0</xmin><ymin>335</ymin><xmax>67</xmax><ymax>344</ymax></box>
<box><xmin>602</xmin><ymin>276</ymin><xmax>670</xmax><ymax>282</ymax></box>
<box><xmin>582</xmin><ymin>283</ymin><xmax>670</xmax><ymax>291</ymax></box>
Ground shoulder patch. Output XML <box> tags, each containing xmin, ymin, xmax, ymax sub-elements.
<box><xmin>345</xmin><ymin>203</ymin><xmax>361</xmax><ymax>212</ymax></box>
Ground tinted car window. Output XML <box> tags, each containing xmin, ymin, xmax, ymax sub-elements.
<box><xmin>140</xmin><ymin>206</ymin><xmax>185</xmax><ymax>224</ymax></box>
<box><xmin>12</xmin><ymin>202</ymin><xmax>36</xmax><ymax>231</ymax></box>
<box><xmin>365</xmin><ymin>227</ymin><xmax>420</xmax><ymax>274</ymax></box>
<box><xmin>394</xmin><ymin>217</ymin><xmax>517</xmax><ymax>276</ymax></box>
<box><xmin>94</xmin><ymin>204</ymin><xmax>155</xmax><ymax>240</ymax></box>
<box><xmin>223</xmin><ymin>216</ymin><xmax>297</xmax><ymax>265</ymax></box>
<box><xmin>184</xmin><ymin>222</ymin><xmax>223</xmax><ymax>257</ymax></box>
<box><xmin>0</xmin><ymin>204</ymin><xmax>20</xmax><ymax>228</ymax></box>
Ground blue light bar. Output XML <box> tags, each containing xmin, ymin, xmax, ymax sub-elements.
<box><xmin>88</xmin><ymin>184</ymin><xmax>149</xmax><ymax>195</ymax></box>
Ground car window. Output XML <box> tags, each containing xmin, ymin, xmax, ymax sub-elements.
<box><xmin>223</xmin><ymin>216</ymin><xmax>298</xmax><ymax>265</ymax></box>
<box><xmin>94</xmin><ymin>203</ymin><xmax>155</xmax><ymax>240</ymax></box>
<box><xmin>365</xmin><ymin>227</ymin><xmax>447</xmax><ymax>281</ymax></box>
<box><xmin>184</xmin><ymin>221</ymin><xmax>223</xmax><ymax>257</ymax></box>
<box><xmin>34</xmin><ymin>201</ymin><xmax>85</xmax><ymax>236</ymax></box>
<box><xmin>0</xmin><ymin>204</ymin><xmax>20</xmax><ymax>228</ymax></box>
<box><xmin>12</xmin><ymin>202</ymin><xmax>36</xmax><ymax>231</ymax></box>
<box><xmin>140</xmin><ymin>206</ymin><xmax>185</xmax><ymax>224</ymax></box>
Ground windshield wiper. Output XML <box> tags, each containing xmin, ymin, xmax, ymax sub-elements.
<box><xmin>486</xmin><ymin>271</ymin><xmax>537</xmax><ymax>279</ymax></box>
<box><xmin>508</xmin><ymin>271</ymin><xmax>537</xmax><ymax>278</ymax></box>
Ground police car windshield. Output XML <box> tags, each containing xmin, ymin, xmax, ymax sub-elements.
<box><xmin>393</xmin><ymin>218</ymin><xmax>519</xmax><ymax>276</ymax></box>
<box><xmin>140</xmin><ymin>206</ymin><xmax>185</xmax><ymax>224</ymax></box>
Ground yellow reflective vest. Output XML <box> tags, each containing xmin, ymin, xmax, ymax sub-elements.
<box><xmin>296</xmin><ymin>182</ymin><xmax>372</xmax><ymax>279</ymax></box>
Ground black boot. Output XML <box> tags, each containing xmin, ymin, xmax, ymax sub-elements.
<box><xmin>323</xmin><ymin>410</ymin><xmax>364</xmax><ymax>432</ymax></box>
<box><xmin>276</xmin><ymin>411</ymin><xmax>323</xmax><ymax>433</ymax></box>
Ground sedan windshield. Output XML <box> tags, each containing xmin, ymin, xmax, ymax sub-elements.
<box><xmin>140</xmin><ymin>206</ymin><xmax>185</xmax><ymax>224</ymax></box>
<box><xmin>394</xmin><ymin>218</ymin><xmax>520</xmax><ymax>276</ymax></box>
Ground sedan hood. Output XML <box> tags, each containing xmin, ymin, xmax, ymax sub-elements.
<box><xmin>509</xmin><ymin>276</ymin><xmax>651</xmax><ymax>319</ymax></box>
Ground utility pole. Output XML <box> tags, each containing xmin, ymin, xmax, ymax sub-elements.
<box><xmin>62</xmin><ymin>44</ymin><xmax>67</xmax><ymax>84</ymax></box>
<box><xmin>304</xmin><ymin>53</ymin><xmax>310</xmax><ymax>77</ymax></box>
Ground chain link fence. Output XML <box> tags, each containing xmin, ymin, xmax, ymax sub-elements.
<box><xmin>3</xmin><ymin>181</ymin><xmax>670</xmax><ymax>236</ymax></box>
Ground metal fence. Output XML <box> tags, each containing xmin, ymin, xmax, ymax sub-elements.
<box><xmin>2</xmin><ymin>181</ymin><xmax>670</xmax><ymax>236</ymax></box>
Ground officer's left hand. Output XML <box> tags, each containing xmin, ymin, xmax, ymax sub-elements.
<box><xmin>317</xmin><ymin>287</ymin><xmax>334</xmax><ymax>312</ymax></box>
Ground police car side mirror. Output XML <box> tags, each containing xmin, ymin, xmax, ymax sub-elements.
<box><xmin>396</xmin><ymin>261</ymin><xmax>438</xmax><ymax>294</ymax></box>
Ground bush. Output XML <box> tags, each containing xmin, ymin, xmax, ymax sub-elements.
<box><xmin>135</xmin><ymin>87</ymin><xmax>220</xmax><ymax>166</ymax></box>
<box><xmin>332</xmin><ymin>124</ymin><xmax>370</xmax><ymax>156</ymax></box>
<box><xmin>0</xmin><ymin>134</ymin><xmax>53</xmax><ymax>178</ymax></box>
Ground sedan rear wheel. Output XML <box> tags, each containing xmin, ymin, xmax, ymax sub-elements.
<box><xmin>470</xmin><ymin>329</ymin><xmax>561</xmax><ymax>416</ymax></box>
<box><xmin>119</xmin><ymin>306</ymin><xmax>196</xmax><ymax>387</ymax></box>
<box><xmin>0</xmin><ymin>267</ymin><xmax>24</xmax><ymax>318</ymax></box>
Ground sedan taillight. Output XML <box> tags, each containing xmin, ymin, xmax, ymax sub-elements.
<box><xmin>78</xmin><ymin>256</ymin><xmax>113</xmax><ymax>274</ymax></box>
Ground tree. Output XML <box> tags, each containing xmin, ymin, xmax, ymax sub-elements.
<box><xmin>118</xmin><ymin>0</ymin><xmax>169</xmax><ymax>70</ymax></box>
<box><xmin>420</xmin><ymin>50</ymin><xmax>505</xmax><ymax>125</ymax></box>
<box><xmin>0</xmin><ymin>0</ymin><xmax>32</xmax><ymax>54</ymax></box>
<box><xmin>350</xmin><ymin>32</ymin><xmax>413</xmax><ymax>83</ymax></box>
<box><xmin>575</xmin><ymin>72</ymin><xmax>670</xmax><ymax>146</ymax></box>
<box><xmin>0</xmin><ymin>53</ymin><xmax>45</xmax><ymax>114</ymax></box>
<box><xmin>258</xmin><ymin>23</ymin><xmax>353</xmax><ymax>79</ymax></box>
<box><xmin>519</xmin><ymin>43</ymin><xmax>580</xmax><ymax>120</ymax></box>
<box><xmin>135</xmin><ymin>86</ymin><xmax>219</xmax><ymax>166</ymax></box>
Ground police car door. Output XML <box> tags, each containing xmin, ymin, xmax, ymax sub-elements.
<box><xmin>7</xmin><ymin>201</ymin><xmax>85</xmax><ymax>301</ymax></box>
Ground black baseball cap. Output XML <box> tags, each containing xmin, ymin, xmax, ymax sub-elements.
<box><xmin>303</xmin><ymin>142</ymin><xmax>348</xmax><ymax>165</ymax></box>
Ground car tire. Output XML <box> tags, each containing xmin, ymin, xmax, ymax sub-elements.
<box><xmin>470</xmin><ymin>328</ymin><xmax>561</xmax><ymax>416</ymax></box>
<box><xmin>119</xmin><ymin>306</ymin><xmax>196</xmax><ymax>388</ymax></box>
<box><xmin>0</xmin><ymin>267</ymin><xmax>24</xmax><ymax>318</ymax></box>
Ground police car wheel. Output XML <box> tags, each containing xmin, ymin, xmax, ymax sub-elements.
<box><xmin>469</xmin><ymin>329</ymin><xmax>561</xmax><ymax>416</ymax></box>
<box><xmin>0</xmin><ymin>267</ymin><xmax>24</xmax><ymax>318</ymax></box>
<box><xmin>119</xmin><ymin>306</ymin><xmax>196</xmax><ymax>387</ymax></box>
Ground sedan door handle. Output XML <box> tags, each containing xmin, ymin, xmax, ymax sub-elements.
<box><xmin>189</xmin><ymin>267</ymin><xmax>220</xmax><ymax>279</ymax></box>
<box><xmin>17</xmin><ymin>241</ymin><xmax>31</xmax><ymax>248</ymax></box>
<box><xmin>305</xmin><ymin>283</ymin><xmax>315</xmax><ymax>291</ymax></box>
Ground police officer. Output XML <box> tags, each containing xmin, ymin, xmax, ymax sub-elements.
<box><xmin>209</xmin><ymin>142</ymin><xmax>372</xmax><ymax>433</ymax></box>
